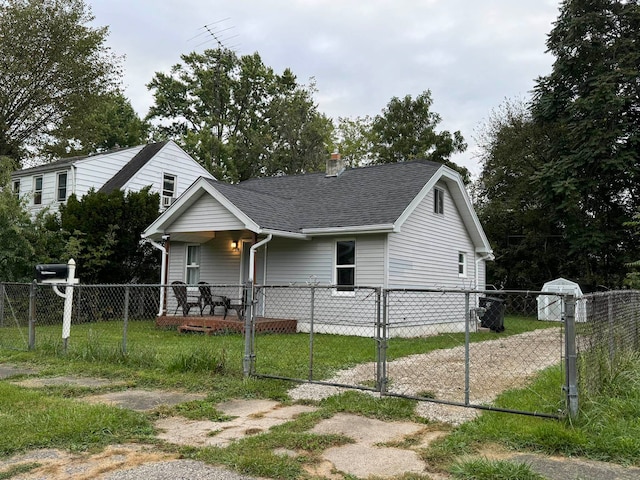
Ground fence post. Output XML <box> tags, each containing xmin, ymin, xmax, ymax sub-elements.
<box><xmin>464</xmin><ymin>291</ymin><xmax>470</xmax><ymax>405</ymax></box>
<box><xmin>0</xmin><ymin>282</ymin><xmax>4</xmax><ymax>327</ymax></box>
<box><xmin>308</xmin><ymin>286</ymin><xmax>315</xmax><ymax>381</ymax></box>
<box><xmin>377</xmin><ymin>288</ymin><xmax>388</xmax><ymax>394</ymax></box>
<box><xmin>608</xmin><ymin>294</ymin><xmax>614</xmax><ymax>363</ymax></box>
<box><xmin>122</xmin><ymin>286</ymin><xmax>130</xmax><ymax>354</ymax></box>
<box><xmin>564</xmin><ymin>295</ymin><xmax>579</xmax><ymax>418</ymax></box>
<box><xmin>243</xmin><ymin>282</ymin><xmax>254</xmax><ymax>377</ymax></box>
<box><xmin>28</xmin><ymin>280</ymin><xmax>36</xmax><ymax>350</ymax></box>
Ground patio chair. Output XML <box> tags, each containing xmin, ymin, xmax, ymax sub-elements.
<box><xmin>228</xmin><ymin>287</ymin><xmax>248</xmax><ymax>321</ymax></box>
<box><xmin>171</xmin><ymin>281</ymin><xmax>201</xmax><ymax>316</ymax></box>
<box><xmin>198</xmin><ymin>282</ymin><xmax>231</xmax><ymax>317</ymax></box>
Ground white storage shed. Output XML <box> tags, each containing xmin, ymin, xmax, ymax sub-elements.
<box><xmin>537</xmin><ymin>278</ymin><xmax>585</xmax><ymax>322</ymax></box>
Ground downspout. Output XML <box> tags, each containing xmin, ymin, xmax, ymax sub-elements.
<box><xmin>475</xmin><ymin>252</ymin><xmax>494</xmax><ymax>290</ymax></box>
<box><xmin>244</xmin><ymin>233</ymin><xmax>272</xmax><ymax>377</ymax></box>
<box><xmin>249</xmin><ymin>234</ymin><xmax>272</xmax><ymax>282</ymax></box>
<box><xmin>144</xmin><ymin>237</ymin><xmax>168</xmax><ymax>316</ymax></box>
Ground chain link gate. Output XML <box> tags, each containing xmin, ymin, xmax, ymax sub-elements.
<box><xmin>250</xmin><ymin>286</ymin><xmax>571</xmax><ymax>419</ymax></box>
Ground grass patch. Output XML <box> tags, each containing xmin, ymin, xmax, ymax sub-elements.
<box><xmin>0</xmin><ymin>463</ymin><xmax>41</xmax><ymax>479</ymax></box>
<box><xmin>424</xmin><ymin>354</ymin><xmax>640</xmax><ymax>470</ymax></box>
<box><xmin>450</xmin><ymin>458</ymin><xmax>545</xmax><ymax>479</ymax></box>
<box><xmin>0</xmin><ymin>383</ymin><xmax>152</xmax><ymax>457</ymax></box>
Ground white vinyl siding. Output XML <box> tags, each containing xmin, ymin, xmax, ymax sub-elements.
<box><xmin>118</xmin><ymin>142</ymin><xmax>211</xmax><ymax>200</ymax></box>
<box><xmin>13</xmin><ymin>141</ymin><xmax>213</xmax><ymax>219</ymax></box>
<box><xmin>388</xmin><ymin>181</ymin><xmax>477</xmax><ymax>288</ymax></box>
<box><xmin>73</xmin><ymin>146</ymin><xmax>146</xmax><ymax>196</ymax></box>
<box><xmin>168</xmin><ymin>194</ymin><xmax>245</xmax><ymax>232</ymax></box>
<box><xmin>267</xmin><ymin>237</ymin><xmax>334</xmax><ymax>285</ymax></box>
<box><xmin>263</xmin><ymin>235</ymin><xmax>385</xmax><ymax>287</ymax></box>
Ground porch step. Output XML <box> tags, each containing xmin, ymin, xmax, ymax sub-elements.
<box><xmin>164</xmin><ymin>317</ymin><xmax>297</xmax><ymax>334</ymax></box>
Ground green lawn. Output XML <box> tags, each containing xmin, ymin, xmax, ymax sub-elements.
<box><xmin>1</xmin><ymin>315</ymin><xmax>637</xmax><ymax>478</ymax></box>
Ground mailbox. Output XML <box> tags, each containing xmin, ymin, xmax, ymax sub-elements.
<box><xmin>35</xmin><ymin>264</ymin><xmax>69</xmax><ymax>283</ymax></box>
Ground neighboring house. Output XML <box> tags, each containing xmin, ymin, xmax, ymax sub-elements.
<box><xmin>143</xmin><ymin>154</ymin><xmax>493</xmax><ymax>336</ymax></box>
<box><xmin>11</xmin><ymin>141</ymin><xmax>213</xmax><ymax>217</ymax></box>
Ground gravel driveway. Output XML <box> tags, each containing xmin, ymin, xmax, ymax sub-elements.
<box><xmin>289</xmin><ymin>327</ymin><xmax>564</xmax><ymax>424</ymax></box>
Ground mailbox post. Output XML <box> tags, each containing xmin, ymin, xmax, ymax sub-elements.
<box><xmin>35</xmin><ymin>259</ymin><xmax>78</xmax><ymax>351</ymax></box>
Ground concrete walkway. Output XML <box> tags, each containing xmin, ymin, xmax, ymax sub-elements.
<box><xmin>2</xmin><ymin>368</ymin><xmax>640</xmax><ymax>479</ymax></box>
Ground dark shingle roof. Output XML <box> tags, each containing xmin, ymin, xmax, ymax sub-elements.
<box><xmin>204</xmin><ymin>160</ymin><xmax>442</xmax><ymax>233</ymax></box>
<box><xmin>11</xmin><ymin>144</ymin><xmax>147</xmax><ymax>177</ymax></box>
<box><xmin>99</xmin><ymin>142</ymin><xmax>168</xmax><ymax>193</ymax></box>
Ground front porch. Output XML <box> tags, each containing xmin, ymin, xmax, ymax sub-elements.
<box><xmin>156</xmin><ymin>314</ymin><xmax>297</xmax><ymax>335</ymax></box>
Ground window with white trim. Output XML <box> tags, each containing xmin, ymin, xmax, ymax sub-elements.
<box><xmin>162</xmin><ymin>173</ymin><xmax>176</xmax><ymax>207</ymax></box>
<box><xmin>335</xmin><ymin>240</ymin><xmax>356</xmax><ymax>292</ymax></box>
<box><xmin>185</xmin><ymin>245</ymin><xmax>201</xmax><ymax>284</ymax></box>
<box><xmin>12</xmin><ymin>179</ymin><xmax>20</xmax><ymax>196</ymax></box>
<box><xmin>56</xmin><ymin>172</ymin><xmax>68</xmax><ymax>202</ymax></box>
<box><xmin>458</xmin><ymin>252</ymin><xmax>467</xmax><ymax>277</ymax></box>
<box><xmin>33</xmin><ymin>176</ymin><xmax>43</xmax><ymax>205</ymax></box>
<box><xmin>434</xmin><ymin>187</ymin><xmax>444</xmax><ymax>214</ymax></box>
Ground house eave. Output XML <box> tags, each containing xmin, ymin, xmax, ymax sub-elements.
<box><xmin>302</xmin><ymin>224</ymin><xmax>395</xmax><ymax>236</ymax></box>
<box><xmin>261</xmin><ymin>228</ymin><xmax>309</xmax><ymax>240</ymax></box>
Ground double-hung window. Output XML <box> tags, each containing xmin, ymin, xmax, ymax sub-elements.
<box><xmin>185</xmin><ymin>245</ymin><xmax>201</xmax><ymax>284</ymax></box>
<box><xmin>335</xmin><ymin>240</ymin><xmax>356</xmax><ymax>292</ymax></box>
<box><xmin>12</xmin><ymin>179</ymin><xmax>20</xmax><ymax>196</ymax></box>
<box><xmin>162</xmin><ymin>173</ymin><xmax>176</xmax><ymax>207</ymax></box>
<box><xmin>33</xmin><ymin>176</ymin><xmax>43</xmax><ymax>205</ymax></box>
<box><xmin>434</xmin><ymin>188</ymin><xmax>444</xmax><ymax>214</ymax></box>
<box><xmin>57</xmin><ymin>172</ymin><xmax>68</xmax><ymax>202</ymax></box>
<box><xmin>458</xmin><ymin>252</ymin><xmax>467</xmax><ymax>277</ymax></box>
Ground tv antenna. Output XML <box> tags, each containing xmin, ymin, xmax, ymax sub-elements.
<box><xmin>188</xmin><ymin>18</ymin><xmax>240</xmax><ymax>51</ymax></box>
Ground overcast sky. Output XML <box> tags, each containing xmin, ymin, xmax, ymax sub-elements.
<box><xmin>89</xmin><ymin>0</ymin><xmax>561</xmax><ymax>176</ymax></box>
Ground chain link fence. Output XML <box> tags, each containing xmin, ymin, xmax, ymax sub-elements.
<box><xmin>0</xmin><ymin>283</ymin><xmax>160</xmax><ymax>355</ymax></box>
<box><xmin>576</xmin><ymin>291</ymin><xmax>640</xmax><ymax>398</ymax></box>
<box><xmin>2</xmin><ymin>281</ymin><xmax>638</xmax><ymax>418</ymax></box>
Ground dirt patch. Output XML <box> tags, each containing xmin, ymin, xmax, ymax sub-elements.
<box><xmin>1</xmin><ymin>444</ymin><xmax>176</xmax><ymax>480</ymax></box>
<box><xmin>82</xmin><ymin>389</ymin><xmax>206</xmax><ymax>411</ymax></box>
<box><xmin>289</xmin><ymin>328</ymin><xmax>563</xmax><ymax>424</ymax></box>
<box><xmin>13</xmin><ymin>376</ymin><xmax>127</xmax><ymax>389</ymax></box>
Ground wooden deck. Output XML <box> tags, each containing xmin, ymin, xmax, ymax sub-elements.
<box><xmin>156</xmin><ymin>314</ymin><xmax>297</xmax><ymax>334</ymax></box>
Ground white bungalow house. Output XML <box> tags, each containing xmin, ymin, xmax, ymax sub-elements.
<box><xmin>142</xmin><ymin>155</ymin><xmax>493</xmax><ymax>337</ymax></box>
<box><xmin>11</xmin><ymin>141</ymin><xmax>213</xmax><ymax>217</ymax></box>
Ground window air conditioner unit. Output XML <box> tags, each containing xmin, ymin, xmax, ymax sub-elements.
<box><xmin>162</xmin><ymin>196</ymin><xmax>175</xmax><ymax>207</ymax></box>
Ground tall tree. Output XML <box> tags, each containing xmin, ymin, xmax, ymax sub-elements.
<box><xmin>475</xmin><ymin>99</ymin><xmax>572</xmax><ymax>289</ymax></box>
<box><xmin>0</xmin><ymin>0</ymin><xmax>121</xmax><ymax>165</ymax></box>
<box><xmin>44</xmin><ymin>92</ymin><xmax>148</xmax><ymax>159</ymax></box>
<box><xmin>369</xmin><ymin>91</ymin><xmax>469</xmax><ymax>182</ymax></box>
<box><xmin>146</xmin><ymin>48</ymin><xmax>332</xmax><ymax>182</ymax></box>
<box><xmin>532</xmin><ymin>0</ymin><xmax>640</xmax><ymax>288</ymax></box>
<box><xmin>0</xmin><ymin>156</ymin><xmax>34</xmax><ymax>280</ymax></box>
<box><xmin>332</xmin><ymin>115</ymin><xmax>375</xmax><ymax>168</ymax></box>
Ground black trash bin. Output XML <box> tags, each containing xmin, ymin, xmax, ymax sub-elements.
<box><xmin>478</xmin><ymin>297</ymin><xmax>505</xmax><ymax>332</ymax></box>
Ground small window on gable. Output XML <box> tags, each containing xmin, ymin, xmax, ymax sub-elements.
<box><xmin>33</xmin><ymin>176</ymin><xmax>43</xmax><ymax>205</ymax></box>
<box><xmin>458</xmin><ymin>252</ymin><xmax>467</xmax><ymax>277</ymax></box>
<box><xmin>335</xmin><ymin>240</ymin><xmax>355</xmax><ymax>293</ymax></box>
<box><xmin>434</xmin><ymin>188</ymin><xmax>444</xmax><ymax>214</ymax></box>
<box><xmin>185</xmin><ymin>245</ymin><xmax>201</xmax><ymax>284</ymax></box>
<box><xmin>56</xmin><ymin>172</ymin><xmax>68</xmax><ymax>202</ymax></box>
<box><xmin>162</xmin><ymin>173</ymin><xmax>176</xmax><ymax>207</ymax></box>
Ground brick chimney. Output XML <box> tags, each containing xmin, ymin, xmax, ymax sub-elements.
<box><xmin>326</xmin><ymin>152</ymin><xmax>345</xmax><ymax>177</ymax></box>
